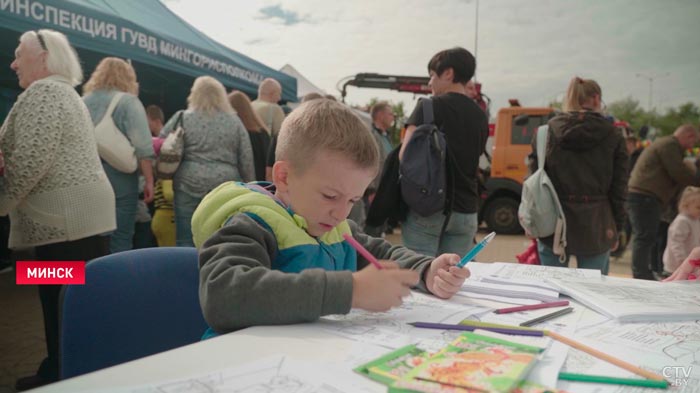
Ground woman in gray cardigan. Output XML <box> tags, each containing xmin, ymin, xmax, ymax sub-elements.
<box><xmin>161</xmin><ymin>76</ymin><xmax>254</xmax><ymax>247</ymax></box>
<box><xmin>1</xmin><ymin>30</ymin><xmax>116</xmax><ymax>390</ymax></box>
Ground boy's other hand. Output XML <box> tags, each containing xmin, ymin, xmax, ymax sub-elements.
<box><xmin>426</xmin><ymin>253</ymin><xmax>470</xmax><ymax>299</ymax></box>
<box><xmin>351</xmin><ymin>265</ymin><xmax>419</xmax><ymax>312</ymax></box>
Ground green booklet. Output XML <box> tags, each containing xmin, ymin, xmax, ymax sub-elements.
<box><xmin>354</xmin><ymin>344</ymin><xmax>431</xmax><ymax>386</ymax></box>
<box><xmin>355</xmin><ymin>332</ymin><xmax>550</xmax><ymax>392</ymax></box>
<box><xmin>390</xmin><ymin>332</ymin><xmax>543</xmax><ymax>393</ymax></box>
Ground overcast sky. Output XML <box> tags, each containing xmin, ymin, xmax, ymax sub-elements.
<box><xmin>163</xmin><ymin>0</ymin><xmax>700</xmax><ymax>117</ymax></box>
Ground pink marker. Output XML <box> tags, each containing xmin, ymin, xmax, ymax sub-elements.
<box><xmin>342</xmin><ymin>233</ymin><xmax>383</xmax><ymax>270</ymax></box>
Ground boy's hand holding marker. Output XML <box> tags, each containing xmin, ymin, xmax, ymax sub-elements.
<box><xmin>426</xmin><ymin>253</ymin><xmax>470</xmax><ymax>299</ymax></box>
<box><xmin>351</xmin><ymin>264</ymin><xmax>419</xmax><ymax>312</ymax></box>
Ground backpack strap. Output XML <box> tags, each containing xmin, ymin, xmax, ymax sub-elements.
<box><xmin>536</xmin><ymin>124</ymin><xmax>567</xmax><ymax>262</ymax></box>
<box><xmin>104</xmin><ymin>92</ymin><xmax>124</xmax><ymax>119</ymax></box>
<box><xmin>421</xmin><ymin>98</ymin><xmax>434</xmax><ymax>125</ymax></box>
<box><xmin>174</xmin><ymin>110</ymin><xmax>185</xmax><ymax>131</ymax></box>
<box><xmin>536</xmin><ymin>125</ymin><xmax>548</xmax><ymax>169</ymax></box>
<box><xmin>421</xmin><ymin>97</ymin><xmax>454</xmax><ymax>249</ymax></box>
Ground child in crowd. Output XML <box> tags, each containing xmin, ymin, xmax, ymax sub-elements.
<box><xmin>192</xmin><ymin>99</ymin><xmax>470</xmax><ymax>336</ymax></box>
<box><xmin>665</xmin><ymin>247</ymin><xmax>700</xmax><ymax>281</ymax></box>
<box><xmin>662</xmin><ymin>186</ymin><xmax>700</xmax><ymax>275</ymax></box>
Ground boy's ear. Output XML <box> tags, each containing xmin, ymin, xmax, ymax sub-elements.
<box><xmin>443</xmin><ymin>67</ymin><xmax>455</xmax><ymax>83</ymax></box>
<box><xmin>272</xmin><ymin>160</ymin><xmax>290</xmax><ymax>192</ymax></box>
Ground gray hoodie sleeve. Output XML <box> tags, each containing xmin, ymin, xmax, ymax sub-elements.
<box><xmin>347</xmin><ymin>220</ymin><xmax>434</xmax><ymax>293</ymax></box>
<box><xmin>198</xmin><ymin>214</ymin><xmax>353</xmax><ymax>333</ymax></box>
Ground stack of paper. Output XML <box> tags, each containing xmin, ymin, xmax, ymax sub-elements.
<box><xmin>457</xmin><ymin>276</ymin><xmax>561</xmax><ymax>305</ymax></box>
<box><xmin>548</xmin><ymin>276</ymin><xmax>700</xmax><ymax>322</ymax></box>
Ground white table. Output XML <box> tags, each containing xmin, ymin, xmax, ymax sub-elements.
<box><xmin>33</xmin><ymin>324</ymin><xmax>385</xmax><ymax>393</ymax></box>
<box><xmin>31</xmin><ymin>264</ymin><xmax>700</xmax><ymax>393</ymax></box>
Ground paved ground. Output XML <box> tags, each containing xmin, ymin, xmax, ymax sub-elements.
<box><xmin>0</xmin><ymin>229</ymin><xmax>633</xmax><ymax>392</ymax></box>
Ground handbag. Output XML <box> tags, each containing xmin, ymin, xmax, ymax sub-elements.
<box><xmin>94</xmin><ymin>92</ymin><xmax>138</xmax><ymax>173</ymax></box>
<box><xmin>156</xmin><ymin>111</ymin><xmax>185</xmax><ymax>179</ymax></box>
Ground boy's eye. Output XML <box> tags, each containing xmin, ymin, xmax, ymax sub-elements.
<box><xmin>322</xmin><ymin>193</ymin><xmax>337</xmax><ymax>200</ymax></box>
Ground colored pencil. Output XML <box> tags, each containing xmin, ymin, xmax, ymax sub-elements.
<box><xmin>495</xmin><ymin>300</ymin><xmax>570</xmax><ymax>314</ymax></box>
<box><xmin>408</xmin><ymin>322</ymin><xmax>544</xmax><ymax>337</ymax></box>
<box><xmin>459</xmin><ymin>320</ymin><xmax>537</xmax><ymax>331</ymax></box>
<box><xmin>342</xmin><ymin>234</ymin><xmax>383</xmax><ymax>270</ymax></box>
<box><xmin>558</xmin><ymin>372</ymin><xmax>668</xmax><ymax>389</ymax></box>
<box><xmin>519</xmin><ymin>307</ymin><xmax>573</xmax><ymax>327</ymax></box>
<box><xmin>545</xmin><ymin>330</ymin><xmax>666</xmax><ymax>382</ymax></box>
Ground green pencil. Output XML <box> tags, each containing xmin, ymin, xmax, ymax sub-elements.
<box><xmin>558</xmin><ymin>372</ymin><xmax>669</xmax><ymax>389</ymax></box>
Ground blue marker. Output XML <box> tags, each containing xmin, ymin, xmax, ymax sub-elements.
<box><xmin>457</xmin><ymin>231</ymin><xmax>496</xmax><ymax>268</ymax></box>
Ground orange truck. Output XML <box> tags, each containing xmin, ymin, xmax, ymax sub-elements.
<box><xmin>479</xmin><ymin>106</ymin><xmax>554</xmax><ymax>234</ymax></box>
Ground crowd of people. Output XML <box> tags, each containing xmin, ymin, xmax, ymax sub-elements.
<box><xmin>1</xmin><ymin>29</ymin><xmax>698</xmax><ymax>390</ymax></box>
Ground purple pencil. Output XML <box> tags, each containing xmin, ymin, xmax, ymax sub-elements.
<box><xmin>408</xmin><ymin>322</ymin><xmax>544</xmax><ymax>337</ymax></box>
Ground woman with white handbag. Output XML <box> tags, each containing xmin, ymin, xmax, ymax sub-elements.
<box><xmin>83</xmin><ymin>57</ymin><xmax>155</xmax><ymax>253</ymax></box>
<box><xmin>160</xmin><ymin>76</ymin><xmax>254</xmax><ymax>247</ymax></box>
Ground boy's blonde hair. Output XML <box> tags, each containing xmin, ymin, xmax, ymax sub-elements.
<box><xmin>678</xmin><ymin>186</ymin><xmax>700</xmax><ymax>214</ymax></box>
<box><xmin>276</xmin><ymin>99</ymin><xmax>380</xmax><ymax>175</ymax></box>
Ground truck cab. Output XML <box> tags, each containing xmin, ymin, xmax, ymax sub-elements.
<box><xmin>479</xmin><ymin>106</ymin><xmax>554</xmax><ymax>234</ymax></box>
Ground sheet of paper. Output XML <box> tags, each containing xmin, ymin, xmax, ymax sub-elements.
<box><xmin>576</xmin><ymin>319</ymin><xmax>700</xmax><ymax>374</ymax></box>
<box><xmin>560</xmin><ymin>345</ymin><xmax>700</xmax><ymax>393</ymax></box>
<box><xmin>461</xmin><ymin>261</ymin><xmax>501</xmax><ymax>278</ymax></box>
<box><xmin>122</xmin><ymin>354</ymin><xmax>378</xmax><ymax>393</ymax></box>
<box><xmin>549</xmin><ymin>276</ymin><xmax>700</xmax><ymax>322</ymax></box>
<box><xmin>489</xmin><ymin>262</ymin><xmax>602</xmax><ymax>281</ymax></box>
<box><xmin>453</xmin><ymin>291</ymin><xmax>542</xmax><ymax>305</ymax></box>
<box><xmin>317</xmin><ymin>292</ymin><xmax>491</xmax><ymax>351</ymax></box>
<box><xmin>459</xmin><ymin>278</ymin><xmax>561</xmax><ymax>303</ymax></box>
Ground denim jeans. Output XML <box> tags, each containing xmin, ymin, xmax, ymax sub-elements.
<box><xmin>104</xmin><ymin>164</ymin><xmax>139</xmax><ymax>253</ymax></box>
<box><xmin>626</xmin><ymin>192</ymin><xmax>661</xmax><ymax>279</ymax></box>
<box><xmin>174</xmin><ymin>189</ymin><xmax>203</xmax><ymax>247</ymax></box>
<box><xmin>402</xmin><ymin>210</ymin><xmax>478</xmax><ymax>257</ymax></box>
<box><xmin>537</xmin><ymin>241</ymin><xmax>610</xmax><ymax>275</ymax></box>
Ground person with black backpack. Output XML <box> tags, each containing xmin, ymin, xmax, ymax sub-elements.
<box><xmin>399</xmin><ymin>47</ymin><xmax>489</xmax><ymax>257</ymax></box>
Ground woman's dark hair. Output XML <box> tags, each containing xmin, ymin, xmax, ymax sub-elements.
<box><xmin>427</xmin><ymin>47</ymin><xmax>476</xmax><ymax>84</ymax></box>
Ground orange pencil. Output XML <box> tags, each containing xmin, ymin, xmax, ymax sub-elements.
<box><xmin>544</xmin><ymin>330</ymin><xmax>666</xmax><ymax>382</ymax></box>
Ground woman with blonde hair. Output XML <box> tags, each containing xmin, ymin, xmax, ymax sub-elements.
<box><xmin>2</xmin><ymin>29</ymin><xmax>116</xmax><ymax>390</ymax></box>
<box><xmin>530</xmin><ymin>76</ymin><xmax>627</xmax><ymax>273</ymax></box>
<box><xmin>228</xmin><ymin>90</ymin><xmax>270</xmax><ymax>181</ymax></box>
<box><xmin>83</xmin><ymin>57</ymin><xmax>155</xmax><ymax>253</ymax></box>
<box><xmin>161</xmin><ymin>76</ymin><xmax>254</xmax><ymax>246</ymax></box>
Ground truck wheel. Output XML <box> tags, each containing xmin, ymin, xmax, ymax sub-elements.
<box><xmin>483</xmin><ymin>197</ymin><xmax>523</xmax><ymax>234</ymax></box>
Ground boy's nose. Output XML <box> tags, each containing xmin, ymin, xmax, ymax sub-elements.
<box><xmin>331</xmin><ymin>204</ymin><xmax>352</xmax><ymax>223</ymax></box>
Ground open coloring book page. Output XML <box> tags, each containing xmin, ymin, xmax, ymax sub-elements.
<box><xmin>317</xmin><ymin>292</ymin><xmax>491</xmax><ymax>352</ymax></box>
<box><xmin>548</xmin><ymin>277</ymin><xmax>700</xmax><ymax>322</ymax></box>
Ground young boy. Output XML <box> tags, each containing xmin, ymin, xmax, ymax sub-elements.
<box><xmin>193</xmin><ymin>99</ymin><xmax>470</xmax><ymax>336</ymax></box>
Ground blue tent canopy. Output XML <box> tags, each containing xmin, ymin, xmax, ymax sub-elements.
<box><xmin>0</xmin><ymin>0</ymin><xmax>297</xmax><ymax>117</ymax></box>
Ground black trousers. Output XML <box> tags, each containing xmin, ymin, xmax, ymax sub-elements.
<box><xmin>33</xmin><ymin>235</ymin><xmax>110</xmax><ymax>381</ymax></box>
<box><xmin>627</xmin><ymin>192</ymin><xmax>661</xmax><ymax>280</ymax></box>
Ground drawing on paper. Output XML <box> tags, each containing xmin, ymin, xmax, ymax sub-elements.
<box><xmin>566</xmin><ymin>281</ymin><xmax>700</xmax><ymax>308</ymax></box>
<box><xmin>131</xmin><ymin>356</ymin><xmax>350</xmax><ymax>393</ymax></box>
<box><xmin>493</xmin><ymin>263</ymin><xmax>600</xmax><ymax>281</ymax></box>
